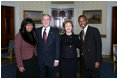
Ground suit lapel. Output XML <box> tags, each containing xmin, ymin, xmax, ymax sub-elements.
<box><xmin>39</xmin><ymin>27</ymin><xmax>43</xmax><ymax>45</ymax></box>
<box><xmin>80</xmin><ymin>30</ymin><xmax>83</xmax><ymax>46</ymax></box>
<box><xmin>84</xmin><ymin>26</ymin><xmax>90</xmax><ymax>42</ymax></box>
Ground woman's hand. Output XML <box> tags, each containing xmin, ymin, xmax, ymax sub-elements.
<box><xmin>19</xmin><ymin>67</ymin><xmax>25</xmax><ymax>72</ymax></box>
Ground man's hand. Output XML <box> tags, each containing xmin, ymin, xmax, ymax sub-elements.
<box><xmin>54</xmin><ymin>61</ymin><xmax>59</xmax><ymax>67</ymax></box>
<box><xmin>95</xmin><ymin>62</ymin><xmax>100</xmax><ymax>69</ymax></box>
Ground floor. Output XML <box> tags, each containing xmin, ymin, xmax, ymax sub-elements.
<box><xmin>1</xmin><ymin>55</ymin><xmax>113</xmax><ymax>77</ymax></box>
<box><xmin>1</xmin><ymin>59</ymin><xmax>16</xmax><ymax>67</ymax></box>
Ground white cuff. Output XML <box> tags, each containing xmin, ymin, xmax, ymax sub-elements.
<box><xmin>55</xmin><ymin>60</ymin><xmax>59</xmax><ymax>62</ymax></box>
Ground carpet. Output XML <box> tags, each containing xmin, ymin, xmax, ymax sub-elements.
<box><xmin>1</xmin><ymin>62</ymin><xmax>117</xmax><ymax>78</ymax></box>
<box><xmin>100</xmin><ymin>62</ymin><xmax>117</xmax><ymax>78</ymax></box>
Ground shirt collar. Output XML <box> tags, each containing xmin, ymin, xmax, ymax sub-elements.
<box><xmin>83</xmin><ymin>25</ymin><xmax>88</xmax><ymax>34</ymax></box>
<box><xmin>42</xmin><ymin>26</ymin><xmax>50</xmax><ymax>37</ymax></box>
<box><xmin>42</xmin><ymin>26</ymin><xmax>50</xmax><ymax>31</ymax></box>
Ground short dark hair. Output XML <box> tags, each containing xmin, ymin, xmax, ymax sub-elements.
<box><xmin>19</xmin><ymin>18</ymin><xmax>35</xmax><ymax>33</ymax></box>
<box><xmin>42</xmin><ymin>14</ymin><xmax>51</xmax><ymax>20</ymax></box>
<box><xmin>78</xmin><ymin>15</ymin><xmax>87</xmax><ymax>21</ymax></box>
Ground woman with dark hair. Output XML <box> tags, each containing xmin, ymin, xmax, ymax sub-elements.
<box><xmin>59</xmin><ymin>20</ymin><xmax>80</xmax><ymax>78</ymax></box>
<box><xmin>15</xmin><ymin>18</ymin><xmax>38</xmax><ymax>78</ymax></box>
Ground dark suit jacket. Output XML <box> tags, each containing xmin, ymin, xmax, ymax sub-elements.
<box><xmin>80</xmin><ymin>26</ymin><xmax>102</xmax><ymax>69</ymax></box>
<box><xmin>35</xmin><ymin>26</ymin><xmax>60</xmax><ymax>67</ymax></box>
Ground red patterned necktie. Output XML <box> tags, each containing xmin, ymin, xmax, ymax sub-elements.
<box><xmin>43</xmin><ymin>29</ymin><xmax>47</xmax><ymax>45</ymax></box>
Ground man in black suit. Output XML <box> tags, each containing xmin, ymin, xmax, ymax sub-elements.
<box><xmin>35</xmin><ymin>14</ymin><xmax>60</xmax><ymax>77</ymax></box>
<box><xmin>78</xmin><ymin>15</ymin><xmax>102</xmax><ymax>78</ymax></box>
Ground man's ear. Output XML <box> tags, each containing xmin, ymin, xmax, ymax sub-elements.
<box><xmin>86</xmin><ymin>20</ymin><xmax>88</xmax><ymax>23</ymax></box>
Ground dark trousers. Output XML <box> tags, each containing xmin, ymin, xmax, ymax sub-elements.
<box><xmin>16</xmin><ymin>55</ymin><xmax>39</xmax><ymax>78</ymax></box>
<box><xmin>39</xmin><ymin>63</ymin><xmax>57</xmax><ymax>78</ymax></box>
<box><xmin>80</xmin><ymin>56</ymin><xmax>100</xmax><ymax>78</ymax></box>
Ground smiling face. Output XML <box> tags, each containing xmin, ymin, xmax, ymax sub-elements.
<box><xmin>78</xmin><ymin>16</ymin><xmax>88</xmax><ymax>29</ymax></box>
<box><xmin>42</xmin><ymin>15</ymin><xmax>51</xmax><ymax>28</ymax></box>
<box><xmin>64</xmin><ymin>22</ymin><xmax>73</xmax><ymax>33</ymax></box>
<box><xmin>26</xmin><ymin>24</ymin><xmax>33</xmax><ymax>32</ymax></box>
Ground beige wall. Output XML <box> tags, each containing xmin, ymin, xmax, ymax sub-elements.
<box><xmin>13</xmin><ymin>1</ymin><xmax>51</xmax><ymax>28</ymax></box>
<box><xmin>6</xmin><ymin>1</ymin><xmax>108</xmax><ymax>35</ymax></box>
<box><xmin>75</xmin><ymin>1</ymin><xmax>107</xmax><ymax>35</ymax></box>
<box><xmin>4</xmin><ymin>1</ymin><xmax>108</xmax><ymax>35</ymax></box>
<box><xmin>1</xmin><ymin>1</ymin><xmax>117</xmax><ymax>55</ymax></box>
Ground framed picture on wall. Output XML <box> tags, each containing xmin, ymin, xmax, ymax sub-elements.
<box><xmin>83</xmin><ymin>10</ymin><xmax>102</xmax><ymax>24</ymax></box>
<box><xmin>24</xmin><ymin>10</ymin><xmax>43</xmax><ymax>24</ymax></box>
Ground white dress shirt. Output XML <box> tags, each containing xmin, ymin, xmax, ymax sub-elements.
<box><xmin>83</xmin><ymin>25</ymin><xmax>88</xmax><ymax>40</ymax></box>
<box><xmin>42</xmin><ymin>26</ymin><xmax>50</xmax><ymax>38</ymax></box>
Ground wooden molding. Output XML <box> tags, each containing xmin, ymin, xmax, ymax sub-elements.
<box><xmin>77</xmin><ymin>34</ymin><xmax>106</xmax><ymax>38</ymax></box>
<box><xmin>101</xmin><ymin>34</ymin><xmax>106</xmax><ymax>38</ymax></box>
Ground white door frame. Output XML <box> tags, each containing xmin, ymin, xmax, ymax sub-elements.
<box><xmin>105</xmin><ymin>2</ymin><xmax>117</xmax><ymax>55</ymax></box>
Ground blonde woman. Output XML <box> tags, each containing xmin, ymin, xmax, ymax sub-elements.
<box><xmin>59</xmin><ymin>20</ymin><xmax>80</xmax><ymax>78</ymax></box>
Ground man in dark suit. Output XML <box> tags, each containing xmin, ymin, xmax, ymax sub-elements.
<box><xmin>35</xmin><ymin>14</ymin><xmax>60</xmax><ymax>77</ymax></box>
<box><xmin>78</xmin><ymin>15</ymin><xmax>102</xmax><ymax>78</ymax></box>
